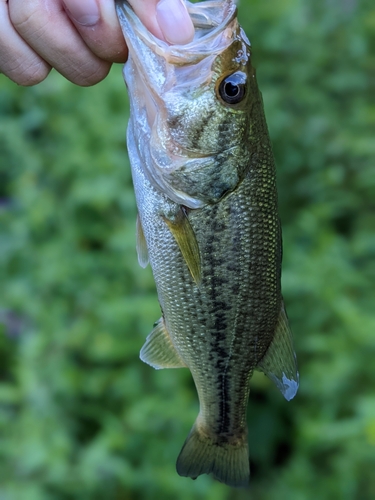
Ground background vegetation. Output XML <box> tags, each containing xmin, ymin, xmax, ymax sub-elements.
<box><xmin>1</xmin><ymin>0</ymin><xmax>374</xmax><ymax>498</ymax></box>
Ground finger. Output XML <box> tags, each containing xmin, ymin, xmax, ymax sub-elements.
<box><xmin>62</xmin><ymin>0</ymin><xmax>195</xmax><ymax>63</ymax></box>
<box><xmin>129</xmin><ymin>0</ymin><xmax>195</xmax><ymax>44</ymax></box>
<box><xmin>62</xmin><ymin>0</ymin><xmax>128</xmax><ymax>63</ymax></box>
<box><xmin>0</xmin><ymin>0</ymin><xmax>50</xmax><ymax>86</ymax></box>
<box><xmin>9</xmin><ymin>0</ymin><xmax>111</xmax><ymax>86</ymax></box>
<box><xmin>155</xmin><ymin>0</ymin><xmax>195</xmax><ymax>44</ymax></box>
<box><xmin>128</xmin><ymin>0</ymin><xmax>164</xmax><ymax>40</ymax></box>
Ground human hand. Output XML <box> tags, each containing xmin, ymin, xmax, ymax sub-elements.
<box><xmin>0</xmin><ymin>0</ymin><xmax>194</xmax><ymax>86</ymax></box>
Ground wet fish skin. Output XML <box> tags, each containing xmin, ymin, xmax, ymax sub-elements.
<box><xmin>116</xmin><ymin>0</ymin><xmax>298</xmax><ymax>488</ymax></box>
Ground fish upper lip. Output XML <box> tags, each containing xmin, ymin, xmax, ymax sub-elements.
<box><xmin>116</xmin><ymin>0</ymin><xmax>237</xmax><ymax>64</ymax></box>
<box><xmin>180</xmin><ymin>143</ymin><xmax>239</xmax><ymax>159</ymax></box>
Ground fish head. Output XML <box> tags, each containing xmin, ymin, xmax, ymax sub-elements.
<box><xmin>117</xmin><ymin>0</ymin><xmax>260</xmax><ymax>208</ymax></box>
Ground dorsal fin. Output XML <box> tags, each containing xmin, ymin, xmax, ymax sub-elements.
<box><xmin>162</xmin><ymin>207</ymin><xmax>201</xmax><ymax>285</ymax></box>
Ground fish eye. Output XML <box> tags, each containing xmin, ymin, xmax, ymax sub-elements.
<box><xmin>218</xmin><ymin>71</ymin><xmax>247</xmax><ymax>105</ymax></box>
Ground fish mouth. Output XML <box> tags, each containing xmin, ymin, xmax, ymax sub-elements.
<box><xmin>115</xmin><ymin>1</ymin><xmax>238</xmax><ymax>100</ymax></box>
<box><xmin>116</xmin><ymin>0</ymin><xmax>240</xmax><ymax>140</ymax></box>
<box><xmin>116</xmin><ymin>0</ymin><xmax>237</xmax><ymax>64</ymax></box>
<box><xmin>116</xmin><ymin>0</ymin><xmax>244</xmax><ymax>208</ymax></box>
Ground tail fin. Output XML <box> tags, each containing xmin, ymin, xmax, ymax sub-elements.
<box><xmin>176</xmin><ymin>422</ymin><xmax>250</xmax><ymax>488</ymax></box>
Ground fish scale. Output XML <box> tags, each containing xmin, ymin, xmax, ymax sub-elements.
<box><xmin>116</xmin><ymin>0</ymin><xmax>299</xmax><ymax>487</ymax></box>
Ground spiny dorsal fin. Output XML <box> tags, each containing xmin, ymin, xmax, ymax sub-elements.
<box><xmin>140</xmin><ymin>317</ymin><xmax>187</xmax><ymax>370</ymax></box>
<box><xmin>136</xmin><ymin>214</ymin><xmax>149</xmax><ymax>268</ymax></box>
<box><xmin>162</xmin><ymin>207</ymin><xmax>201</xmax><ymax>285</ymax></box>
<box><xmin>256</xmin><ymin>301</ymin><xmax>299</xmax><ymax>401</ymax></box>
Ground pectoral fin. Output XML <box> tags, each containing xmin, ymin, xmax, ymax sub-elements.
<box><xmin>162</xmin><ymin>207</ymin><xmax>201</xmax><ymax>285</ymax></box>
<box><xmin>136</xmin><ymin>214</ymin><xmax>149</xmax><ymax>268</ymax></box>
<box><xmin>140</xmin><ymin>317</ymin><xmax>187</xmax><ymax>370</ymax></box>
<box><xmin>256</xmin><ymin>302</ymin><xmax>299</xmax><ymax>401</ymax></box>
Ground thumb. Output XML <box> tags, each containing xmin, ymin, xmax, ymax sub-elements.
<box><xmin>128</xmin><ymin>0</ymin><xmax>195</xmax><ymax>45</ymax></box>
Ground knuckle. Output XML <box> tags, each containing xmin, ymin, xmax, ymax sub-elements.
<box><xmin>8</xmin><ymin>60</ymin><xmax>51</xmax><ymax>86</ymax></box>
<box><xmin>9</xmin><ymin>2</ymin><xmax>40</xmax><ymax>32</ymax></box>
<box><xmin>19</xmin><ymin>63</ymin><xmax>50</xmax><ymax>86</ymax></box>
<box><xmin>68</xmin><ymin>61</ymin><xmax>111</xmax><ymax>87</ymax></box>
<box><xmin>91</xmin><ymin>45</ymin><xmax>128</xmax><ymax>64</ymax></box>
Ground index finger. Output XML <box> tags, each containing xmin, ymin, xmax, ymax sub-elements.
<box><xmin>62</xmin><ymin>0</ymin><xmax>195</xmax><ymax>65</ymax></box>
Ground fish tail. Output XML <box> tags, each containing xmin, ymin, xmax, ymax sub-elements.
<box><xmin>176</xmin><ymin>421</ymin><xmax>250</xmax><ymax>488</ymax></box>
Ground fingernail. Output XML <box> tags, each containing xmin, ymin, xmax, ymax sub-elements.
<box><xmin>63</xmin><ymin>0</ymin><xmax>100</xmax><ymax>27</ymax></box>
<box><xmin>156</xmin><ymin>0</ymin><xmax>195</xmax><ymax>45</ymax></box>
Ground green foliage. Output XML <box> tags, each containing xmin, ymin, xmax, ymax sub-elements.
<box><xmin>1</xmin><ymin>0</ymin><xmax>374</xmax><ymax>498</ymax></box>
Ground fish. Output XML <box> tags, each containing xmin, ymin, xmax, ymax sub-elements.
<box><xmin>115</xmin><ymin>0</ymin><xmax>299</xmax><ymax>488</ymax></box>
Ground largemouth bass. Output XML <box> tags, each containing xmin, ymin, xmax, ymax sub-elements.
<box><xmin>116</xmin><ymin>0</ymin><xmax>299</xmax><ymax>487</ymax></box>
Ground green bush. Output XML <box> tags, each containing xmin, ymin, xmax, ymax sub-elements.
<box><xmin>1</xmin><ymin>0</ymin><xmax>374</xmax><ymax>498</ymax></box>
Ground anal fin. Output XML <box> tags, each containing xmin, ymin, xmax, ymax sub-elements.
<box><xmin>256</xmin><ymin>301</ymin><xmax>299</xmax><ymax>401</ymax></box>
<box><xmin>140</xmin><ymin>317</ymin><xmax>187</xmax><ymax>370</ymax></box>
<box><xmin>162</xmin><ymin>207</ymin><xmax>201</xmax><ymax>286</ymax></box>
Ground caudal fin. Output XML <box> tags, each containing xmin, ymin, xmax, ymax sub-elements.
<box><xmin>176</xmin><ymin>422</ymin><xmax>250</xmax><ymax>488</ymax></box>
